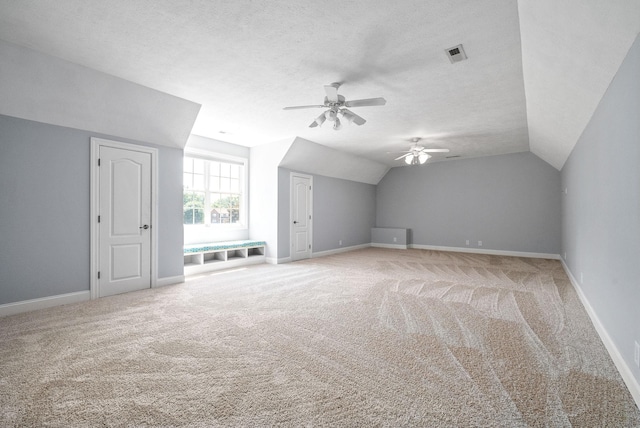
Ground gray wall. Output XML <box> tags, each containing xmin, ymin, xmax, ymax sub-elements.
<box><xmin>278</xmin><ymin>168</ymin><xmax>377</xmax><ymax>259</ymax></box>
<box><xmin>376</xmin><ymin>151</ymin><xmax>561</xmax><ymax>254</ymax></box>
<box><xmin>561</xmin><ymin>34</ymin><xmax>640</xmax><ymax>381</ymax></box>
<box><xmin>0</xmin><ymin>115</ymin><xmax>184</xmax><ymax>305</ymax></box>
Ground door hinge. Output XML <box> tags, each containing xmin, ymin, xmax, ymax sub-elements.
<box><xmin>98</xmin><ymin>158</ymin><xmax>101</xmax><ymax>166</ymax></box>
<box><xmin>309</xmin><ymin>215</ymin><xmax>311</xmax><ymax>219</ymax></box>
<box><xmin>97</xmin><ymin>271</ymin><xmax>101</xmax><ymax>279</ymax></box>
<box><xmin>98</xmin><ymin>215</ymin><xmax>101</xmax><ymax>223</ymax></box>
<box><xmin>309</xmin><ymin>244</ymin><xmax>311</xmax><ymax>249</ymax></box>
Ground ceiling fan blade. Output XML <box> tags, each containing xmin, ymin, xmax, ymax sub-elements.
<box><xmin>324</xmin><ymin>83</ymin><xmax>340</xmax><ymax>103</ymax></box>
<box><xmin>341</xmin><ymin>108</ymin><xmax>367</xmax><ymax>126</ymax></box>
<box><xmin>309</xmin><ymin>112</ymin><xmax>326</xmax><ymax>128</ymax></box>
<box><xmin>394</xmin><ymin>153</ymin><xmax>411</xmax><ymax>161</ymax></box>
<box><xmin>344</xmin><ymin>97</ymin><xmax>387</xmax><ymax>108</ymax></box>
<box><xmin>422</xmin><ymin>148</ymin><xmax>450</xmax><ymax>153</ymax></box>
<box><xmin>283</xmin><ymin>105</ymin><xmax>325</xmax><ymax>110</ymax></box>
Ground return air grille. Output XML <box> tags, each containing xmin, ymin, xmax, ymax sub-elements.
<box><xmin>445</xmin><ymin>44</ymin><xmax>467</xmax><ymax>63</ymax></box>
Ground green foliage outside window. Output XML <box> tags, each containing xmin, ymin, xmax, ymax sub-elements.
<box><xmin>183</xmin><ymin>192</ymin><xmax>204</xmax><ymax>224</ymax></box>
<box><xmin>183</xmin><ymin>156</ymin><xmax>244</xmax><ymax>226</ymax></box>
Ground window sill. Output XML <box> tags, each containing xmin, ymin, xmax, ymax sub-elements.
<box><xmin>184</xmin><ymin>224</ymin><xmax>248</xmax><ymax>231</ymax></box>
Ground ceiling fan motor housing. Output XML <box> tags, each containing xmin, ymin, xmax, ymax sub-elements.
<box><xmin>324</xmin><ymin>95</ymin><xmax>346</xmax><ymax>107</ymax></box>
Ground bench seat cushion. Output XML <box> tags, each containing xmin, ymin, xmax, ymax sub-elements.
<box><xmin>184</xmin><ymin>240</ymin><xmax>266</xmax><ymax>254</ymax></box>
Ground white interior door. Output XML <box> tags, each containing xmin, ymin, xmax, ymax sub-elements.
<box><xmin>98</xmin><ymin>146</ymin><xmax>151</xmax><ymax>297</ymax></box>
<box><xmin>291</xmin><ymin>173</ymin><xmax>312</xmax><ymax>261</ymax></box>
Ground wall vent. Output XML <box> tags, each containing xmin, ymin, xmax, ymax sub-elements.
<box><xmin>445</xmin><ymin>155</ymin><xmax>461</xmax><ymax>159</ymax></box>
<box><xmin>445</xmin><ymin>44</ymin><xmax>467</xmax><ymax>63</ymax></box>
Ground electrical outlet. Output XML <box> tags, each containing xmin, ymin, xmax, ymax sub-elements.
<box><xmin>393</xmin><ymin>237</ymin><xmax>397</xmax><ymax>242</ymax></box>
<box><xmin>338</xmin><ymin>240</ymin><xmax>342</xmax><ymax>246</ymax></box>
<box><xmin>564</xmin><ymin>187</ymin><xmax>568</xmax><ymax>195</ymax></box>
<box><xmin>634</xmin><ymin>341</ymin><xmax>639</xmax><ymax>367</ymax></box>
<box><xmin>465</xmin><ymin>240</ymin><xmax>469</xmax><ymax>246</ymax></box>
<box><xmin>478</xmin><ymin>241</ymin><xmax>482</xmax><ymax>247</ymax></box>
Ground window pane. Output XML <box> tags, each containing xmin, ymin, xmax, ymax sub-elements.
<box><xmin>210</xmin><ymin>208</ymin><xmax>227</xmax><ymax>224</ymax></box>
<box><xmin>194</xmin><ymin>209</ymin><xmax>204</xmax><ymax>224</ymax></box>
<box><xmin>230</xmin><ymin>165</ymin><xmax>240</xmax><ymax>179</ymax></box>
<box><xmin>183</xmin><ymin>208</ymin><xmax>193</xmax><ymax>224</ymax></box>
<box><xmin>183</xmin><ymin>207</ymin><xmax>204</xmax><ymax>225</ymax></box>
<box><xmin>230</xmin><ymin>178</ymin><xmax>240</xmax><ymax>193</ymax></box>
<box><xmin>193</xmin><ymin>158</ymin><xmax>205</xmax><ymax>174</ymax></box>
<box><xmin>193</xmin><ymin>174</ymin><xmax>205</xmax><ymax>190</ymax></box>
<box><xmin>230</xmin><ymin>209</ymin><xmax>239</xmax><ymax>223</ymax></box>
<box><xmin>210</xmin><ymin>161</ymin><xmax>220</xmax><ymax>177</ymax></box>
<box><xmin>184</xmin><ymin>191</ymin><xmax>204</xmax><ymax>207</ymax></box>
<box><xmin>209</xmin><ymin>175</ymin><xmax>220</xmax><ymax>192</ymax></box>
<box><xmin>210</xmin><ymin>192</ymin><xmax>231</xmax><ymax>223</ymax></box>
<box><xmin>211</xmin><ymin>193</ymin><xmax>223</xmax><ymax>207</ymax></box>
<box><xmin>183</xmin><ymin>158</ymin><xmax>193</xmax><ymax>173</ymax></box>
<box><xmin>220</xmin><ymin>163</ymin><xmax>231</xmax><ymax>178</ymax></box>
<box><xmin>182</xmin><ymin>191</ymin><xmax>204</xmax><ymax>224</ymax></box>
<box><xmin>183</xmin><ymin>173</ymin><xmax>192</xmax><ymax>189</ymax></box>
<box><xmin>220</xmin><ymin>177</ymin><xmax>231</xmax><ymax>192</ymax></box>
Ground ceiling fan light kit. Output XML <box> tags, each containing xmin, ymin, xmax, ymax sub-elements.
<box><xmin>284</xmin><ymin>83</ymin><xmax>386</xmax><ymax>130</ymax></box>
<box><xmin>404</xmin><ymin>153</ymin><xmax>431</xmax><ymax>165</ymax></box>
<box><xmin>396</xmin><ymin>137</ymin><xmax>450</xmax><ymax>165</ymax></box>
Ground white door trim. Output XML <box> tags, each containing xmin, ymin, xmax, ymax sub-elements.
<box><xmin>290</xmin><ymin>172</ymin><xmax>313</xmax><ymax>261</ymax></box>
<box><xmin>90</xmin><ymin>137</ymin><xmax>158</xmax><ymax>299</ymax></box>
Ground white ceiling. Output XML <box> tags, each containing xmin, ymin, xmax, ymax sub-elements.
<box><xmin>0</xmin><ymin>0</ymin><xmax>638</xmax><ymax>169</ymax></box>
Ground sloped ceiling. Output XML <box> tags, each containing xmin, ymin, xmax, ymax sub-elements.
<box><xmin>0</xmin><ymin>1</ymin><xmax>638</xmax><ymax>169</ymax></box>
<box><xmin>280</xmin><ymin>138</ymin><xmax>389</xmax><ymax>185</ymax></box>
<box><xmin>519</xmin><ymin>0</ymin><xmax>640</xmax><ymax>170</ymax></box>
<box><xmin>0</xmin><ymin>40</ymin><xmax>200</xmax><ymax>148</ymax></box>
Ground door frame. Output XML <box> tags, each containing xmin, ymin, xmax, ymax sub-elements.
<box><xmin>90</xmin><ymin>137</ymin><xmax>158</xmax><ymax>299</ymax></box>
<box><xmin>290</xmin><ymin>172</ymin><xmax>313</xmax><ymax>261</ymax></box>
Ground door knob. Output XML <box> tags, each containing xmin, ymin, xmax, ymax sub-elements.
<box><xmin>293</xmin><ymin>221</ymin><xmax>298</xmax><ymax>224</ymax></box>
<box><xmin>140</xmin><ymin>224</ymin><xmax>150</xmax><ymax>230</ymax></box>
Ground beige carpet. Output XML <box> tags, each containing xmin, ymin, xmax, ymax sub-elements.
<box><xmin>1</xmin><ymin>248</ymin><xmax>639</xmax><ymax>427</ymax></box>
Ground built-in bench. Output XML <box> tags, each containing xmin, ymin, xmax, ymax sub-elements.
<box><xmin>183</xmin><ymin>240</ymin><xmax>266</xmax><ymax>275</ymax></box>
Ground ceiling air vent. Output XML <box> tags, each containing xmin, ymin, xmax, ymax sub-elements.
<box><xmin>445</xmin><ymin>44</ymin><xmax>467</xmax><ymax>64</ymax></box>
<box><xmin>446</xmin><ymin>155</ymin><xmax>461</xmax><ymax>159</ymax></box>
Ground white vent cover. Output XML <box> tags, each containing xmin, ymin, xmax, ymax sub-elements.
<box><xmin>445</xmin><ymin>44</ymin><xmax>467</xmax><ymax>63</ymax></box>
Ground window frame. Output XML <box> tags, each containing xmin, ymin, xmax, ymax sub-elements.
<box><xmin>183</xmin><ymin>148</ymin><xmax>248</xmax><ymax>229</ymax></box>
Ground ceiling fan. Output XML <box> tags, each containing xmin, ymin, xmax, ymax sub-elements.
<box><xmin>394</xmin><ymin>138</ymin><xmax>450</xmax><ymax>165</ymax></box>
<box><xmin>283</xmin><ymin>82</ymin><xmax>386</xmax><ymax>130</ymax></box>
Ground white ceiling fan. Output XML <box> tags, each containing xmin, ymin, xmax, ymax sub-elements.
<box><xmin>283</xmin><ymin>82</ymin><xmax>386</xmax><ymax>130</ymax></box>
<box><xmin>395</xmin><ymin>138</ymin><xmax>450</xmax><ymax>165</ymax></box>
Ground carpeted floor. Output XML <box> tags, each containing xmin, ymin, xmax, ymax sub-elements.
<box><xmin>1</xmin><ymin>248</ymin><xmax>639</xmax><ymax>427</ymax></box>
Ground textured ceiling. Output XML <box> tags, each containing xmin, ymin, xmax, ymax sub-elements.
<box><xmin>0</xmin><ymin>0</ymin><xmax>638</xmax><ymax>169</ymax></box>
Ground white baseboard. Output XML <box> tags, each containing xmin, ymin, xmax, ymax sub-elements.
<box><xmin>408</xmin><ymin>244</ymin><xmax>560</xmax><ymax>260</ymax></box>
<box><xmin>275</xmin><ymin>257</ymin><xmax>292</xmax><ymax>264</ymax></box>
<box><xmin>560</xmin><ymin>259</ymin><xmax>640</xmax><ymax>408</ymax></box>
<box><xmin>155</xmin><ymin>275</ymin><xmax>185</xmax><ymax>288</ymax></box>
<box><xmin>371</xmin><ymin>243</ymin><xmax>408</xmax><ymax>250</ymax></box>
<box><xmin>0</xmin><ymin>291</ymin><xmax>91</xmax><ymax>318</ymax></box>
<box><xmin>266</xmin><ymin>257</ymin><xmax>279</xmax><ymax>265</ymax></box>
<box><xmin>312</xmin><ymin>243</ymin><xmax>371</xmax><ymax>259</ymax></box>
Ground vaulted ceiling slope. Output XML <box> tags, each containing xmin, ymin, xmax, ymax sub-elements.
<box><xmin>0</xmin><ymin>40</ymin><xmax>200</xmax><ymax>148</ymax></box>
<box><xmin>0</xmin><ymin>1</ymin><xmax>638</xmax><ymax>170</ymax></box>
<box><xmin>519</xmin><ymin>0</ymin><xmax>640</xmax><ymax>170</ymax></box>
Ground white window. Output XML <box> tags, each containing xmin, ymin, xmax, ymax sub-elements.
<box><xmin>183</xmin><ymin>152</ymin><xmax>247</xmax><ymax>227</ymax></box>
